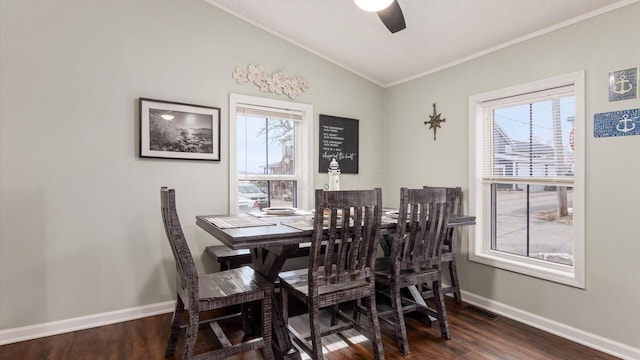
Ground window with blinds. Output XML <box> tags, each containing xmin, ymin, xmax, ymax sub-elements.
<box><xmin>230</xmin><ymin>94</ymin><xmax>313</xmax><ymax>215</ymax></box>
<box><xmin>483</xmin><ymin>87</ymin><xmax>576</xmax><ymax>265</ymax></box>
<box><xmin>468</xmin><ymin>71</ymin><xmax>585</xmax><ymax>288</ymax></box>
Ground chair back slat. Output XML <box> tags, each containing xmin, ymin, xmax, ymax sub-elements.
<box><xmin>423</xmin><ymin>187</ymin><xmax>462</xmax><ymax>215</ymax></box>
<box><xmin>392</xmin><ymin>188</ymin><xmax>449</xmax><ymax>274</ymax></box>
<box><xmin>160</xmin><ymin>187</ymin><xmax>198</xmax><ymax>291</ymax></box>
<box><xmin>424</xmin><ymin>186</ymin><xmax>462</xmax><ymax>246</ymax></box>
<box><xmin>309</xmin><ymin>189</ymin><xmax>382</xmax><ymax>291</ymax></box>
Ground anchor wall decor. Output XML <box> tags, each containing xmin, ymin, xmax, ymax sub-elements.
<box><xmin>594</xmin><ymin>108</ymin><xmax>640</xmax><ymax>138</ymax></box>
<box><xmin>615</xmin><ymin>114</ymin><xmax>636</xmax><ymax>133</ymax></box>
<box><xmin>424</xmin><ymin>103</ymin><xmax>446</xmax><ymax>140</ymax></box>
<box><xmin>609</xmin><ymin>67</ymin><xmax>638</xmax><ymax>101</ymax></box>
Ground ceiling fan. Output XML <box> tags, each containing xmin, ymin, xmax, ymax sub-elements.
<box><xmin>354</xmin><ymin>0</ymin><xmax>406</xmax><ymax>33</ymax></box>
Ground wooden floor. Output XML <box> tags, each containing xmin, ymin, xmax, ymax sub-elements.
<box><xmin>0</xmin><ymin>298</ymin><xmax>617</xmax><ymax>360</ymax></box>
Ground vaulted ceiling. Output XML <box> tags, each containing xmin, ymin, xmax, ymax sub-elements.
<box><xmin>205</xmin><ymin>0</ymin><xmax>634</xmax><ymax>87</ymax></box>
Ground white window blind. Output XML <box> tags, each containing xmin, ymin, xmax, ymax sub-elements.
<box><xmin>482</xmin><ymin>85</ymin><xmax>575</xmax><ymax>185</ymax></box>
<box><xmin>236</xmin><ymin>104</ymin><xmax>303</xmax><ymax>121</ymax></box>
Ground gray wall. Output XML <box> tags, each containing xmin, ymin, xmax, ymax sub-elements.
<box><xmin>0</xmin><ymin>0</ymin><xmax>384</xmax><ymax>330</ymax></box>
<box><xmin>383</xmin><ymin>2</ymin><xmax>640</xmax><ymax>349</ymax></box>
<box><xmin>1</xmin><ymin>0</ymin><xmax>639</xmax><ymax>353</ymax></box>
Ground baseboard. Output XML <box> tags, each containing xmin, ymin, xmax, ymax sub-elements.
<box><xmin>3</xmin><ymin>293</ymin><xmax>639</xmax><ymax>359</ymax></box>
<box><xmin>461</xmin><ymin>290</ymin><xmax>640</xmax><ymax>360</ymax></box>
<box><xmin>0</xmin><ymin>301</ymin><xmax>175</xmax><ymax>346</ymax></box>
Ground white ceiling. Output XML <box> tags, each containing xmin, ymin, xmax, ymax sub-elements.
<box><xmin>205</xmin><ymin>0</ymin><xmax>636</xmax><ymax>87</ymax></box>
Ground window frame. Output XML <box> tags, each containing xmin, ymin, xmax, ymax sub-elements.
<box><xmin>468</xmin><ymin>71</ymin><xmax>585</xmax><ymax>288</ymax></box>
<box><xmin>229</xmin><ymin>93</ymin><xmax>313</xmax><ymax>215</ymax></box>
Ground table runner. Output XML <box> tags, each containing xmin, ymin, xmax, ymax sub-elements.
<box><xmin>206</xmin><ymin>216</ymin><xmax>275</xmax><ymax>229</ymax></box>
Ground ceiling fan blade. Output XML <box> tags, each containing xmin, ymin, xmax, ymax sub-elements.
<box><xmin>377</xmin><ymin>0</ymin><xmax>406</xmax><ymax>33</ymax></box>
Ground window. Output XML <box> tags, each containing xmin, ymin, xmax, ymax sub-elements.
<box><xmin>468</xmin><ymin>72</ymin><xmax>585</xmax><ymax>288</ymax></box>
<box><xmin>230</xmin><ymin>94</ymin><xmax>313</xmax><ymax>214</ymax></box>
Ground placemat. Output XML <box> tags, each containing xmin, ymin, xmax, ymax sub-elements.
<box><xmin>248</xmin><ymin>210</ymin><xmax>312</xmax><ymax>218</ymax></box>
<box><xmin>381</xmin><ymin>216</ymin><xmax>397</xmax><ymax>225</ymax></box>
<box><xmin>206</xmin><ymin>216</ymin><xmax>275</xmax><ymax>229</ymax></box>
<box><xmin>281</xmin><ymin>218</ymin><xmax>315</xmax><ymax>231</ymax></box>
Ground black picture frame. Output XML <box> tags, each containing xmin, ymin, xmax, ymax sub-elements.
<box><xmin>318</xmin><ymin>114</ymin><xmax>359</xmax><ymax>174</ymax></box>
<box><xmin>139</xmin><ymin>98</ymin><xmax>220</xmax><ymax>161</ymax></box>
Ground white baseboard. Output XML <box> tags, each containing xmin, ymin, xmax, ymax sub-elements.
<box><xmin>461</xmin><ymin>290</ymin><xmax>640</xmax><ymax>360</ymax></box>
<box><xmin>2</xmin><ymin>293</ymin><xmax>639</xmax><ymax>359</ymax></box>
<box><xmin>0</xmin><ymin>301</ymin><xmax>175</xmax><ymax>346</ymax></box>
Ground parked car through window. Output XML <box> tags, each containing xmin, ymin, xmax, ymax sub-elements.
<box><xmin>239</xmin><ymin>183</ymin><xmax>267</xmax><ymax>209</ymax></box>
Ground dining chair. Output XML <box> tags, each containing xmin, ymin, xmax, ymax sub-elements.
<box><xmin>160</xmin><ymin>187</ymin><xmax>274</xmax><ymax>360</ymax></box>
<box><xmin>278</xmin><ymin>188</ymin><xmax>385</xmax><ymax>360</ymax></box>
<box><xmin>424</xmin><ymin>186</ymin><xmax>463</xmax><ymax>303</ymax></box>
<box><xmin>374</xmin><ymin>187</ymin><xmax>451</xmax><ymax>355</ymax></box>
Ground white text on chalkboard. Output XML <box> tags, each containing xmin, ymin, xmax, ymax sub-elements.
<box><xmin>322</xmin><ymin>151</ymin><xmax>356</xmax><ymax>161</ymax></box>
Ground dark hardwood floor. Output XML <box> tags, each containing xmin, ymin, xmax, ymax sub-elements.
<box><xmin>0</xmin><ymin>298</ymin><xmax>617</xmax><ymax>360</ymax></box>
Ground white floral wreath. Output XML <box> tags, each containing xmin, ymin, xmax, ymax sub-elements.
<box><xmin>232</xmin><ymin>64</ymin><xmax>309</xmax><ymax>99</ymax></box>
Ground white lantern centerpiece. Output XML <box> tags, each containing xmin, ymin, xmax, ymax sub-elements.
<box><xmin>328</xmin><ymin>158</ymin><xmax>341</xmax><ymax>191</ymax></box>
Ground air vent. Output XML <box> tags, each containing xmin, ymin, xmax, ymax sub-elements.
<box><xmin>465</xmin><ymin>305</ymin><xmax>499</xmax><ymax>320</ymax></box>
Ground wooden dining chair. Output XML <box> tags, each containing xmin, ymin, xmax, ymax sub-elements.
<box><xmin>424</xmin><ymin>186</ymin><xmax>463</xmax><ymax>303</ymax></box>
<box><xmin>160</xmin><ymin>187</ymin><xmax>274</xmax><ymax>360</ymax></box>
<box><xmin>374</xmin><ymin>187</ymin><xmax>451</xmax><ymax>355</ymax></box>
<box><xmin>278</xmin><ymin>189</ymin><xmax>385</xmax><ymax>360</ymax></box>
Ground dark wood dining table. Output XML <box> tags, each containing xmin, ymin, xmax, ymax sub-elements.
<box><xmin>196</xmin><ymin>212</ymin><xmax>476</xmax><ymax>360</ymax></box>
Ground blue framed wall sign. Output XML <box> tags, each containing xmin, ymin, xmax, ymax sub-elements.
<box><xmin>609</xmin><ymin>67</ymin><xmax>638</xmax><ymax>101</ymax></box>
<box><xmin>594</xmin><ymin>108</ymin><xmax>640</xmax><ymax>138</ymax></box>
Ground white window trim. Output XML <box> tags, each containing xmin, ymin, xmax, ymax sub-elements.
<box><xmin>229</xmin><ymin>93</ymin><xmax>313</xmax><ymax>214</ymax></box>
<box><xmin>468</xmin><ymin>71</ymin><xmax>585</xmax><ymax>288</ymax></box>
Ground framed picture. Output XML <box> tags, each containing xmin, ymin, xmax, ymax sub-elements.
<box><xmin>609</xmin><ymin>67</ymin><xmax>638</xmax><ymax>101</ymax></box>
<box><xmin>139</xmin><ymin>98</ymin><xmax>220</xmax><ymax>161</ymax></box>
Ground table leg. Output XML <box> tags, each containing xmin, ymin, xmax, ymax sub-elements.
<box><xmin>407</xmin><ymin>285</ymin><xmax>436</xmax><ymax>325</ymax></box>
<box><xmin>380</xmin><ymin>234</ymin><xmax>431</xmax><ymax>321</ymax></box>
<box><xmin>251</xmin><ymin>245</ymin><xmax>302</xmax><ymax>360</ymax></box>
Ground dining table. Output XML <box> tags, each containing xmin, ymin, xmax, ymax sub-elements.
<box><xmin>196</xmin><ymin>210</ymin><xmax>476</xmax><ymax>360</ymax></box>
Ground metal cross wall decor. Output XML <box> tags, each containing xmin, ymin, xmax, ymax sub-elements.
<box><xmin>424</xmin><ymin>103</ymin><xmax>446</xmax><ymax>140</ymax></box>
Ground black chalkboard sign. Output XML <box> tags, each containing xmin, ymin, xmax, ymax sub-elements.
<box><xmin>319</xmin><ymin>114</ymin><xmax>359</xmax><ymax>174</ymax></box>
